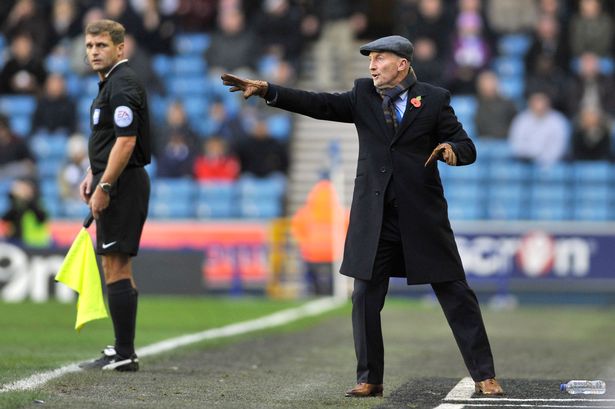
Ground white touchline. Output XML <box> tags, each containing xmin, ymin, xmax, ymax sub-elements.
<box><xmin>0</xmin><ymin>297</ymin><xmax>346</xmax><ymax>393</ymax></box>
<box><xmin>444</xmin><ymin>377</ymin><xmax>475</xmax><ymax>401</ymax></box>
<box><xmin>447</xmin><ymin>405</ymin><xmax>615</xmax><ymax>408</ymax></box>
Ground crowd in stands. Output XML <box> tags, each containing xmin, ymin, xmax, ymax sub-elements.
<box><xmin>1</xmin><ymin>0</ymin><xmax>615</xmax><ymax>225</ymax></box>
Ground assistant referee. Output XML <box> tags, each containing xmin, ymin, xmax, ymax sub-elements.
<box><xmin>78</xmin><ymin>19</ymin><xmax>151</xmax><ymax>372</ymax></box>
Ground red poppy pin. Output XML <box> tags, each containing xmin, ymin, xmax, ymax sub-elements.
<box><xmin>410</xmin><ymin>96</ymin><xmax>422</xmax><ymax>108</ymax></box>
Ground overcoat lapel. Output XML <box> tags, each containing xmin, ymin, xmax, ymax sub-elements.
<box><xmin>392</xmin><ymin>84</ymin><xmax>426</xmax><ymax>144</ymax></box>
<box><xmin>367</xmin><ymin>87</ymin><xmax>395</xmax><ymax>143</ymax></box>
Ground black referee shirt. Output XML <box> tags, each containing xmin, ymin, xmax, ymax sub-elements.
<box><xmin>88</xmin><ymin>61</ymin><xmax>151</xmax><ymax>174</ymax></box>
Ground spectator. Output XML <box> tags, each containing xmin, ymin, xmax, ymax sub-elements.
<box><xmin>0</xmin><ymin>113</ymin><xmax>36</xmax><ymax>180</ymax></box>
<box><xmin>569</xmin><ymin>0</ymin><xmax>613</xmax><ymax>58</ymax></box>
<box><xmin>103</xmin><ymin>0</ymin><xmax>146</xmax><ymax>44</ymax></box>
<box><xmin>565</xmin><ymin>52</ymin><xmax>615</xmax><ymax>119</ymax></box>
<box><xmin>156</xmin><ymin>130</ymin><xmax>196</xmax><ymax>178</ymax></box>
<box><xmin>68</xmin><ymin>7</ymin><xmax>106</xmax><ymax>76</ymax></box>
<box><xmin>302</xmin><ymin>0</ymin><xmax>368</xmax><ymax>89</ymax></box>
<box><xmin>234</xmin><ymin>118</ymin><xmax>288</xmax><ymax>178</ymax></box>
<box><xmin>570</xmin><ymin>107</ymin><xmax>612</xmax><ymax>161</ymax></box>
<box><xmin>204</xmin><ymin>99</ymin><xmax>246</xmax><ymax>141</ymax></box>
<box><xmin>291</xmin><ymin>178</ymin><xmax>349</xmax><ymax>295</ymax></box>
<box><xmin>253</xmin><ymin>0</ymin><xmax>305</xmax><ymax>71</ymax></box>
<box><xmin>47</xmin><ymin>0</ymin><xmax>82</xmax><ymax>52</ymax></box>
<box><xmin>0</xmin><ymin>32</ymin><xmax>47</xmax><ymax>94</ymax></box>
<box><xmin>403</xmin><ymin>0</ymin><xmax>454</xmax><ymax>61</ymax></box>
<box><xmin>193</xmin><ymin>136</ymin><xmax>240</xmax><ymax>182</ymax></box>
<box><xmin>525</xmin><ymin>54</ymin><xmax>569</xmax><ymax>113</ymax></box>
<box><xmin>205</xmin><ymin>8</ymin><xmax>259</xmax><ymax>75</ymax></box>
<box><xmin>474</xmin><ymin>70</ymin><xmax>517</xmax><ymax>139</ymax></box>
<box><xmin>1</xmin><ymin>0</ymin><xmax>49</xmax><ymax>57</ymax></box>
<box><xmin>486</xmin><ymin>0</ymin><xmax>537</xmax><ymax>35</ymax></box>
<box><xmin>174</xmin><ymin>0</ymin><xmax>217</xmax><ymax>32</ymax></box>
<box><xmin>525</xmin><ymin>14</ymin><xmax>569</xmax><ymax>76</ymax></box>
<box><xmin>58</xmin><ymin>133</ymin><xmax>89</xmax><ymax>201</ymax></box>
<box><xmin>154</xmin><ymin>100</ymin><xmax>199</xmax><ymax>156</ymax></box>
<box><xmin>411</xmin><ymin>37</ymin><xmax>445</xmax><ymax>87</ymax></box>
<box><xmin>134</xmin><ymin>0</ymin><xmax>176</xmax><ymax>55</ymax></box>
<box><xmin>447</xmin><ymin>9</ymin><xmax>491</xmax><ymax>94</ymax></box>
<box><xmin>123</xmin><ymin>33</ymin><xmax>165</xmax><ymax>95</ymax></box>
<box><xmin>31</xmin><ymin>73</ymin><xmax>76</xmax><ymax>134</ymax></box>
<box><xmin>508</xmin><ymin>91</ymin><xmax>569</xmax><ymax>168</ymax></box>
<box><xmin>1</xmin><ymin>178</ymin><xmax>50</xmax><ymax>248</ymax></box>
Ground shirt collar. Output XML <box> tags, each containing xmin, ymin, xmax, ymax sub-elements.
<box><xmin>398</xmin><ymin>91</ymin><xmax>408</xmax><ymax>102</ymax></box>
<box><xmin>105</xmin><ymin>59</ymin><xmax>128</xmax><ymax>78</ymax></box>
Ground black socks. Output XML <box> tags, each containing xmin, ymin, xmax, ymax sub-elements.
<box><xmin>107</xmin><ymin>279</ymin><xmax>138</xmax><ymax>358</ymax></box>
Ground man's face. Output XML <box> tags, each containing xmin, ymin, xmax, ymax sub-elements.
<box><xmin>368</xmin><ymin>51</ymin><xmax>406</xmax><ymax>88</ymax></box>
<box><xmin>85</xmin><ymin>33</ymin><xmax>123</xmax><ymax>74</ymax></box>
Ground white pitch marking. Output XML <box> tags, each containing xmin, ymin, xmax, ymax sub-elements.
<box><xmin>434</xmin><ymin>404</ymin><xmax>465</xmax><ymax>409</ymax></box>
<box><xmin>448</xmin><ymin>405</ymin><xmax>615</xmax><ymax>408</ymax></box>
<box><xmin>444</xmin><ymin>377</ymin><xmax>476</xmax><ymax>400</ymax></box>
<box><xmin>0</xmin><ymin>297</ymin><xmax>346</xmax><ymax>393</ymax></box>
<box><xmin>448</xmin><ymin>398</ymin><xmax>615</xmax><ymax>402</ymax></box>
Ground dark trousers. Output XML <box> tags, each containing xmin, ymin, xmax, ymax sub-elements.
<box><xmin>351</xmin><ymin>202</ymin><xmax>495</xmax><ymax>384</ymax></box>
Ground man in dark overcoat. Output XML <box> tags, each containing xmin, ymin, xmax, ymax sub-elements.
<box><xmin>221</xmin><ymin>35</ymin><xmax>504</xmax><ymax>398</ymax></box>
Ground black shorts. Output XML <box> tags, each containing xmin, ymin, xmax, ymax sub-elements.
<box><xmin>93</xmin><ymin>167</ymin><xmax>150</xmax><ymax>256</ymax></box>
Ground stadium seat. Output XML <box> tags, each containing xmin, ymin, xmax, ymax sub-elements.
<box><xmin>239</xmin><ymin>199</ymin><xmax>282</xmax><ymax>219</ymax></box>
<box><xmin>488</xmin><ymin>161</ymin><xmax>531</xmax><ymax>182</ymax></box>
<box><xmin>196</xmin><ymin>200</ymin><xmax>238</xmax><ymax>219</ymax></box>
<box><xmin>493</xmin><ymin>56</ymin><xmax>525</xmax><ymax>77</ymax></box>
<box><xmin>447</xmin><ymin>200</ymin><xmax>484</xmax><ymax>220</ymax></box>
<box><xmin>62</xmin><ymin>199</ymin><xmax>89</xmax><ymax>219</ymax></box>
<box><xmin>572</xmin><ymin>161</ymin><xmax>611</xmax><ymax>184</ymax></box>
<box><xmin>150</xmin><ymin>199</ymin><xmax>195</xmax><ymax>219</ymax></box>
<box><xmin>532</xmin><ymin>163</ymin><xmax>571</xmax><ymax>183</ymax></box>
<box><xmin>152</xmin><ymin>54</ymin><xmax>173</xmax><ymax>77</ymax></box>
<box><xmin>267</xmin><ymin>114</ymin><xmax>292</xmax><ymax>140</ymax></box>
<box><xmin>444</xmin><ymin>162</ymin><xmax>485</xmax><ymax>182</ymax></box>
<box><xmin>450</xmin><ymin>95</ymin><xmax>477</xmax><ymax>118</ymax></box>
<box><xmin>528</xmin><ymin>200</ymin><xmax>570</xmax><ymax>221</ymax></box>
<box><xmin>498</xmin><ymin>75</ymin><xmax>525</xmax><ymax>101</ymax></box>
<box><xmin>0</xmin><ymin>195</ymin><xmax>8</xmax><ymax>216</ymax></box>
<box><xmin>498</xmin><ymin>34</ymin><xmax>531</xmax><ymax>57</ymax></box>
<box><xmin>45</xmin><ymin>54</ymin><xmax>70</xmax><ymax>74</ymax></box>
<box><xmin>181</xmin><ymin>96</ymin><xmax>209</xmax><ymax>124</ymax></box>
<box><xmin>153</xmin><ymin>178</ymin><xmax>196</xmax><ymax>201</ymax></box>
<box><xmin>166</xmin><ymin>76</ymin><xmax>210</xmax><ymax>97</ymax></box>
<box><xmin>173</xmin><ymin>33</ymin><xmax>211</xmax><ymax>55</ymax></box>
<box><xmin>476</xmin><ymin>140</ymin><xmax>513</xmax><ymax>161</ymax></box>
<box><xmin>445</xmin><ymin>182</ymin><xmax>483</xmax><ymax>202</ymax></box>
<box><xmin>485</xmin><ymin>198</ymin><xmax>527</xmax><ymax>220</ymax></box>
<box><xmin>237</xmin><ymin>175</ymin><xmax>286</xmax><ymax>200</ymax></box>
<box><xmin>0</xmin><ymin>95</ymin><xmax>36</xmax><ymax>116</ymax></box>
<box><xmin>529</xmin><ymin>182</ymin><xmax>571</xmax><ymax>203</ymax></box>
<box><xmin>30</xmin><ymin>134</ymin><xmax>68</xmax><ymax>160</ymax></box>
<box><xmin>9</xmin><ymin>114</ymin><xmax>32</xmax><ymax>136</ymax></box>
<box><xmin>173</xmin><ymin>55</ymin><xmax>207</xmax><ymax>75</ymax></box>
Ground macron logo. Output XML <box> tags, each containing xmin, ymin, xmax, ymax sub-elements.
<box><xmin>101</xmin><ymin>241</ymin><xmax>117</xmax><ymax>249</ymax></box>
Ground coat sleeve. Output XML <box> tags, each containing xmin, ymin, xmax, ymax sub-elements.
<box><xmin>436</xmin><ymin>90</ymin><xmax>476</xmax><ymax>166</ymax></box>
<box><xmin>266</xmin><ymin>84</ymin><xmax>355</xmax><ymax>123</ymax></box>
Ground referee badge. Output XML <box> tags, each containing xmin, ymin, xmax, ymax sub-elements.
<box><xmin>114</xmin><ymin>106</ymin><xmax>133</xmax><ymax>127</ymax></box>
<box><xmin>93</xmin><ymin>108</ymin><xmax>100</xmax><ymax>125</ymax></box>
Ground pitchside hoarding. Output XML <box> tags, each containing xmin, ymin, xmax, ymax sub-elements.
<box><xmin>1</xmin><ymin>220</ymin><xmax>615</xmax><ymax>302</ymax></box>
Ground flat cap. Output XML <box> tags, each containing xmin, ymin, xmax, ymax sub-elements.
<box><xmin>359</xmin><ymin>35</ymin><xmax>414</xmax><ymax>62</ymax></box>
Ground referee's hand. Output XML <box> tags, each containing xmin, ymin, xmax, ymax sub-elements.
<box><xmin>79</xmin><ymin>169</ymin><xmax>94</xmax><ymax>204</ymax></box>
<box><xmin>90</xmin><ymin>187</ymin><xmax>109</xmax><ymax>220</ymax></box>
<box><xmin>221</xmin><ymin>73</ymin><xmax>268</xmax><ymax>99</ymax></box>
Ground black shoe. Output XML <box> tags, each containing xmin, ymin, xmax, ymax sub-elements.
<box><xmin>79</xmin><ymin>345</ymin><xmax>139</xmax><ymax>372</ymax></box>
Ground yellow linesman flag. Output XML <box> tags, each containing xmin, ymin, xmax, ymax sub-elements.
<box><xmin>55</xmin><ymin>213</ymin><xmax>108</xmax><ymax>331</ymax></box>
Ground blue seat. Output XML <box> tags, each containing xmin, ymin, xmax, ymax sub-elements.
<box><xmin>196</xmin><ymin>199</ymin><xmax>237</xmax><ymax>219</ymax></box>
<box><xmin>493</xmin><ymin>56</ymin><xmax>525</xmax><ymax>77</ymax></box>
<box><xmin>476</xmin><ymin>139</ymin><xmax>513</xmax><ymax>161</ymax></box>
<box><xmin>574</xmin><ymin>184</ymin><xmax>610</xmax><ymax>203</ymax></box>
<box><xmin>166</xmin><ymin>76</ymin><xmax>210</xmax><ymax>97</ymax></box>
<box><xmin>445</xmin><ymin>182</ymin><xmax>482</xmax><ymax>202</ymax></box>
<box><xmin>239</xmin><ymin>199</ymin><xmax>282</xmax><ymax>219</ymax></box>
<box><xmin>450</xmin><ymin>95</ymin><xmax>477</xmax><ymax>118</ymax></box>
<box><xmin>153</xmin><ymin>178</ymin><xmax>196</xmax><ymax>200</ymax></box>
<box><xmin>489</xmin><ymin>182</ymin><xmax>526</xmax><ymax>201</ymax></box>
<box><xmin>45</xmin><ymin>54</ymin><xmax>70</xmax><ymax>74</ymax></box>
<box><xmin>62</xmin><ymin>199</ymin><xmax>89</xmax><ymax>219</ymax></box>
<box><xmin>529</xmin><ymin>182</ymin><xmax>571</xmax><ymax>203</ymax></box>
<box><xmin>572</xmin><ymin>161</ymin><xmax>611</xmax><ymax>184</ymax></box>
<box><xmin>498</xmin><ymin>75</ymin><xmax>524</xmax><ymax>101</ymax></box>
<box><xmin>486</xmin><ymin>199</ymin><xmax>527</xmax><ymax>220</ymax></box>
<box><xmin>238</xmin><ymin>175</ymin><xmax>286</xmax><ymax>200</ymax></box>
<box><xmin>174</xmin><ymin>33</ymin><xmax>211</xmax><ymax>55</ymax></box>
<box><xmin>488</xmin><ymin>161</ymin><xmax>531</xmax><ymax>182</ymax></box>
<box><xmin>37</xmin><ymin>158</ymin><xmax>63</xmax><ymax>178</ymax></box>
<box><xmin>445</xmin><ymin>163</ymin><xmax>485</xmax><ymax>182</ymax></box>
<box><xmin>30</xmin><ymin>134</ymin><xmax>67</xmax><ymax>160</ymax></box>
<box><xmin>0</xmin><ymin>195</ymin><xmax>9</xmax><ymax>215</ymax></box>
<box><xmin>181</xmin><ymin>96</ymin><xmax>209</xmax><ymax>123</ymax></box>
<box><xmin>41</xmin><ymin>196</ymin><xmax>62</xmax><ymax>219</ymax></box>
<box><xmin>197</xmin><ymin>182</ymin><xmax>237</xmax><ymax>200</ymax></box>
<box><xmin>573</xmin><ymin>201</ymin><xmax>610</xmax><ymax>221</ymax></box>
<box><xmin>152</xmin><ymin>54</ymin><xmax>173</xmax><ymax>77</ymax></box>
<box><xmin>267</xmin><ymin>114</ymin><xmax>292</xmax><ymax>140</ymax></box>
<box><xmin>150</xmin><ymin>198</ymin><xmax>195</xmax><ymax>219</ymax></box>
<box><xmin>81</xmin><ymin>75</ymin><xmax>101</xmax><ymax>98</ymax></box>
<box><xmin>529</xmin><ymin>201</ymin><xmax>570</xmax><ymax>221</ymax></box>
<box><xmin>173</xmin><ymin>55</ymin><xmax>207</xmax><ymax>75</ymax></box>
<box><xmin>10</xmin><ymin>114</ymin><xmax>31</xmax><ymax>136</ymax></box>
<box><xmin>532</xmin><ymin>163</ymin><xmax>571</xmax><ymax>183</ymax></box>
<box><xmin>498</xmin><ymin>34</ymin><xmax>531</xmax><ymax>57</ymax></box>
<box><xmin>0</xmin><ymin>95</ymin><xmax>36</xmax><ymax>115</ymax></box>
<box><xmin>447</xmin><ymin>200</ymin><xmax>484</xmax><ymax>220</ymax></box>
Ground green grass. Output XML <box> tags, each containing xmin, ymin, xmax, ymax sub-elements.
<box><xmin>0</xmin><ymin>296</ymin><xmax>320</xmax><ymax>385</ymax></box>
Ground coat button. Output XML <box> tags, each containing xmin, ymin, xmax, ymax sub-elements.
<box><xmin>390</xmin><ymin>147</ymin><xmax>396</xmax><ymax>152</ymax></box>
<box><xmin>380</xmin><ymin>167</ymin><xmax>387</xmax><ymax>173</ymax></box>
<box><xmin>375</xmin><ymin>191</ymin><xmax>380</xmax><ymax>196</ymax></box>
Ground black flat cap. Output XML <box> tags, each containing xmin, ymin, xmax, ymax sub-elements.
<box><xmin>359</xmin><ymin>35</ymin><xmax>414</xmax><ymax>62</ymax></box>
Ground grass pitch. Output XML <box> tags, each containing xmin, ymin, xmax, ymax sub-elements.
<box><xmin>1</xmin><ymin>297</ymin><xmax>614</xmax><ymax>409</ymax></box>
